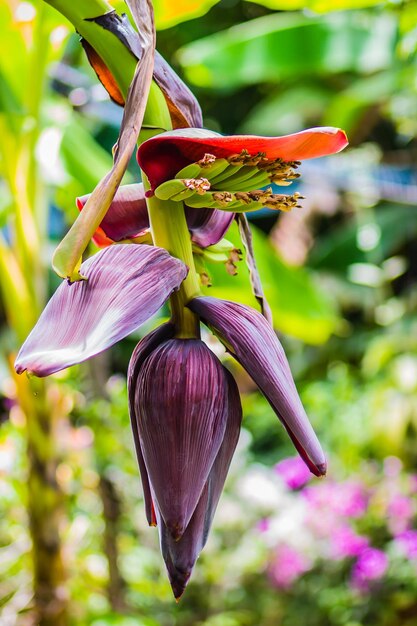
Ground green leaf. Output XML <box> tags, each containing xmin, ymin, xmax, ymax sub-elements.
<box><xmin>152</xmin><ymin>0</ymin><xmax>221</xmax><ymax>29</ymax></box>
<box><xmin>239</xmin><ymin>84</ymin><xmax>331</xmax><ymax>135</ymax></box>
<box><xmin>323</xmin><ymin>71</ymin><xmax>398</xmax><ymax>132</ymax></box>
<box><xmin>0</xmin><ymin>68</ymin><xmax>24</xmax><ymax>117</ymax></box>
<box><xmin>0</xmin><ymin>182</ymin><xmax>13</xmax><ymax>229</ymax></box>
<box><xmin>0</xmin><ymin>4</ymin><xmax>28</xmax><ymax>104</ymax></box>
<box><xmin>310</xmin><ymin>203</ymin><xmax>417</xmax><ymax>272</ymax></box>
<box><xmin>178</xmin><ymin>11</ymin><xmax>398</xmax><ymax>89</ymax></box>
<box><xmin>204</xmin><ymin>222</ymin><xmax>338</xmax><ymax>344</ymax></box>
<box><xmin>60</xmin><ymin>118</ymin><xmax>117</xmax><ymax>193</ymax></box>
<box><xmin>245</xmin><ymin>0</ymin><xmax>386</xmax><ymax>12</ymax></box>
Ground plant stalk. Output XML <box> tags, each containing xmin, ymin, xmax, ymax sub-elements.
<box><xmin>12</xmin><ymin>371</ymin><xmax>68</xmax><ymax>626</ymax></box>
<box><xmin>144</xmin><ymin>182</ymin><xmax>202</xmax><ymax>338</ymax></box>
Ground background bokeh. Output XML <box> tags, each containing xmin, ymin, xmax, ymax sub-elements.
<box><xmin>1</xmin><ymin>0</ymin><xmax>417</xmax><ymax>624</ymax></box>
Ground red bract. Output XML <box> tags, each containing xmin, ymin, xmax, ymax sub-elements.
<box><xmin>157</xmin><ymin>369</ymin><xmax>242</xmax><ymax>599</ymax></box>
<box><xmin>137</xmin><ymin>127</ymin><xmax>348</xmax><ymax>191</ymax></box>
<box><xmin>134</xmin><ymin>338</ymin><xmax>230</xmax><ymax>540</ymax></box>
<box><xmin>128</xmin><ymin>328</ymin><xmax>242</xmax><ymax>599</ymax></box>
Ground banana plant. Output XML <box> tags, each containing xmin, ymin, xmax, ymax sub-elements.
<box><xmin>8</xmin><ymin>0</ymin><xmax>348</xmax><ymax>607</ymax></box>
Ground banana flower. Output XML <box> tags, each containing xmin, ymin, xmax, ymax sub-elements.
<box><xmin>15</xmin><ymin>125</ymin><xmax>347</xmax><ymax>598</ymax></box>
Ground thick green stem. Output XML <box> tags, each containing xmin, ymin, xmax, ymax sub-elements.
<box><xmin>145</xmin><ymin>181</ymin><xmax>202</xmax><ymax>338</ymax></box>
<box><xmin>45</xmin><ymin>0</ymin><xmax>133</xmax><ymax>96</ymax></box>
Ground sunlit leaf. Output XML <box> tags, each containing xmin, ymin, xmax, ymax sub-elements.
<box><xmin>310</xmin><ymin>203</ymin><xmax>417</xmax><ymax>272</ymax></box>
<box><xmin>153</xmin><ymin>0</ymin><xmax>221</xmax><ymax>29</ymax></box>
<box><xmin>246</xmin><ymin>0</ymin><xmax>385</xmax><ymax>12</ymax></box>
<box><xmin>178</xmin><ymin>12</ymin><xmax>398</xmax><ymax>89</ymax></box>
<box><xmin>240</xmin><ymin>85</ymin><xmax>331</xmax><ymax>135</ymax></box>
<box><xmin>323</xmin><ymin>71</ymin><xmax>398</xmax><ymax>133</ymax></box>
<box><xmin>0</xmin><ymin>3</ymin><xmax>28</xmax><ymax>103</ymax></box>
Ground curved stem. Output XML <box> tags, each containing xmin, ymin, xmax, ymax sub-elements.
<box><xmin>144</xmin><ymin>178</ymin><xmax>202</xmax><ymax>338</ymax></box>
<box><xmin>44</xmin><ymin>0</ymin><xmax>171</xmax><ymax>130</ymax></box>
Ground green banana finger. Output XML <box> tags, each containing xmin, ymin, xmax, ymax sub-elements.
<box><xmin>214</xmin><ymin>166</ymin><xmax>265</xmax><ymax>190</ymax></box>
<box><xmin>169</xmin><ymin>188</ymin><xmax>198</xmax><ymax>202</ymax></box>
<box><xmin>202</xmin><ymin>250</ymin><xmax>229</xmax><ymax>263</ymax></box>
<box><xmin>231</xmin><ymin>201</ymin><xmax>264</xmax><ymax>213</ymax></box>
<box><xmin>209</xmin><ymin>163</ymin><xmax>247</xmax><ymax>184</ymax></box>
<box><xmin>204</xmin><ymin>238</ymin><xmax>235</xmax><ymax>254</ymax></box>
<box><xmin>226</xmin><ymin>172</ymin><xmax>271</xmax><ymax>192</ymax></box>
<box><xmin>175</xmin><ymin>163</ymin><xmax>202</xmax><ymax>179</ymax></box>
<box><xmin>199</xmin><ymin>158</ymin><xmax>233</xmax><ymax>181</ymax></box>
<box><xmin>154</xmin><ymin>179</ymin><xmax>187</xmax><ymax>200</ymax></box>
<box><xmin>184</xmin><ymin>194</ymin><xmax>220</xmax><ymax>208</ymax></box>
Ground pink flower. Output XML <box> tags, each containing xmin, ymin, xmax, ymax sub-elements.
<box><xmin>335</xmin><ymin>482</ymin><xmax>368</xmax><ymax>518</ymax></box>
<box><xmin>304</xmin><ymin>480</ymin><xmax>368</xmax><ymax>518</ymax></box>
<box><xmin>395</xmin><ymin>530</ymin><xmax>417</xmax><ymax>559</ymax></box>
<box><xmin>387</xmin><ymin>495</ymin><xmax>414</xmax><ymax>534</ymax></box>
<box><xmin>256</xmin><ymin>518</ymin><xmax>270</xmax><ymax>533</ymax></box>
<box><xmin>351</xmin><ymin>548</ymin><xmax>388</xmax><ymax>592</ymax></box>
<box><xmin>409</xmin><ymin>474</ymin><xmax>417</xmax><ymax>493</ymax></box>
<box><xmin>330</xmin><ymin>525</ymin><xmax>369</xmax><ymax>560</ymax></box>
<box><xmin>269</xmin><ymin>544</ymin><xmax>311</xmax><ymax>589</ymax></box>
<box><xmin>275</xmin><ymin>456</ymin><xmax>311</xmax><ymax>490</ymax></box>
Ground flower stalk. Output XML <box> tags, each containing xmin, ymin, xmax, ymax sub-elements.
<box><xmin>138</xmin><ymin>65</ymin><xmax>202</xmax><ymax>338</ymax></box>
<box><xmin>144</xmin><ymin>182</ymin><xmax>202</xmax><ymax>338</ymax></box>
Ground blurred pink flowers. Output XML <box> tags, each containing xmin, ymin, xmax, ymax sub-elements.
<box><xmin>275</xmin><ymin>456</ymin><xmax>311</xmax><ymax>490</ymax></box>
<box><xmin>261</xmin><ymin>457</ymin><xmax>416</xmax><ymax>596</ymax></box>
<box><xmin>330</xmin><ymin>525</ymin><xmax>369</xmax><ymax>560</ymax></box>
<box><xmin>303</xmin><ymin>479</ymin><xmax>368</xmax><ymax>519</ymax></box>
<box><xmin>395</xmin><ymin>530</ymin><xmax>417</xmax><ymax>559</ymax></box>
<box><xmin>387</xmin><ymin>494</ymin><xmax>414</xmax><ymax>534</ymax></box>
<box><xmin>351</xmin><ymin>548</ymin><xmax>388</xmax><ymax>592</ymax></box>
<box><xmin>269</xmin><ymin>545</ymin><xmax>312</xmax><ymax>589</ymax></box>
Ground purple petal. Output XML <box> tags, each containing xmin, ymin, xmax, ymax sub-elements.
<box><xmin>185</xmin><ymin>208</ymin><xmax>235</xmax><ymax>248</ymax></box>
<box><xmin>15</xmin><ymin>245</ymin><xmax>187</xmax><ymax>377</ymax></box>
<box><xmin>78</xmin><ymin>184</ymin><xmax>232</xmax><ymax>248</ymax></box>
<box><xmin>134</xmin><ymin>339</ymin><xmax>229</xmax><ymax>539</ymax></box>
<box><xmin>275</xmin><ymin>456</ymin><xmax>311</xmax><ymax>490</ymax></box>
<box><xmin>77</xmin><ymin>184</ymin><xmax>149</xmax><ymax>242</ymax></box>
<box><xmin>158</xmin><ymin>369</ymin><xmax>242</xmax><ymax>599</ymax></box>
<box><xmin>188</xmin><ymin>297</ymin><xmax>326</xmax><ymax>476</ymax></box>
<box><xmin>128</xmin><ymin>323</ymin><xmax>175</xmax><ymax>526</ymax></box>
